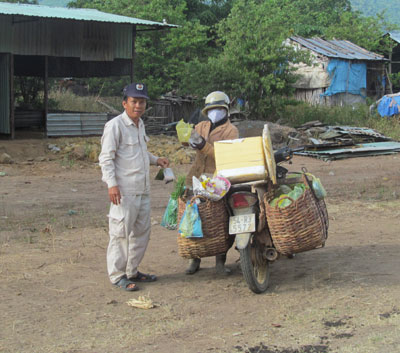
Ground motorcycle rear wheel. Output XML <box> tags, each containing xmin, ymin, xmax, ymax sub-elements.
<box><xmin>239</xmin><ymin>234</ymin><xmax>270</xmax><ymax>294</ymax></box>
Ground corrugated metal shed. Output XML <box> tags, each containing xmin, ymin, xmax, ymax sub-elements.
<box><xmin>0</xmin><ymin>2</ymin><xmax>177</xmax><ymax>28</ymax></box>
<box><xmin>0</xmin><ymin>3</ymin><xmax>178</xmax><ymax>138</ymax></box>
<box><xmin>15</xmin><ymin>111</ymin><xmax>43</xmax><ymax>128</ymax></box>
<box><xmin>388</xmin><ymin>31</ymin><xmax>400</xmax><ymax>44</ymax></box>
<box><xmin>0</xmin><ymin>2</ymin><xmax>175</xmax><ymax>60</ymax></box>
<box><xmin>1</xmin><ymin>18</ymin><xmax>132</xmax><ymax>60</ymax></box>
<box><xmin>290</xmin><ymin>36</ymin><xmax>388</xmax><ymax>61</ymax></box>
<box><xmin>47</xmin><ymin>113</ymin><xmax>108</xmax><ymax>136</ymax></box>
<box><xmin>0</xmin><ymin>14</ymin><xmax>12</xmax><ymax>52</ymax></box>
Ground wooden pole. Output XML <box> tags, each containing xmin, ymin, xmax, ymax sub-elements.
<box><xmin>385</xmin><ymin>67</ymin><xmax>393</xmax><ymax>95</ymax></box>
<box><xmin>10</xmin><ymin>53</ymin><xmax>14</xmax><ymax>140</ymax></box>
<box><xmin>130</xmin><ymin>25</ymin><xmax>136</xmax><ymax>83</ymax></box>
<box><xmin>44</xmin><ymin>55</ymin><xmax>48</xmax><ymax>135</ymax></box>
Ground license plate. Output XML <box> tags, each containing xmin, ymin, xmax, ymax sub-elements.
<box><xmin>229</xmin><ymin>214</ymin><xmax>256</xmax><ymax>235</ymax></box>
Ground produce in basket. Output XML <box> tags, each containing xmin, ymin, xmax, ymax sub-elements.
<box><xmin>270</xmin><ymin>183</ymin><xmax>306</xmax><ymax>208</ymax></box>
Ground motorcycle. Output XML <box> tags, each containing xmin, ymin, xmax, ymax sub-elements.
<box><xmin>226</xmin><ymin>146</ymin><xmax>304</xmax><ymax>294</ymax></box>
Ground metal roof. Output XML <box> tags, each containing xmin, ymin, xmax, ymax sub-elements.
<box><xmin>0</xmin><ymin>2</ymin><xmax>177</xmax><ymax>28</ymax></box>
<box><xmin>290</xmin><ymin>36</ymin><xmax>387</xmax><ymax>61</ymax></box>
<box><xmin>387</xmin><ymin>31</ymin><xmax>400</xmax><ymax>44</ymax></box>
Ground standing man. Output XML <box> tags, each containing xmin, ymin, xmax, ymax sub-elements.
<box><xmin>99</xmin><ymin>83</ymin><xmax>169</xmax><ymax>291</ymax></box>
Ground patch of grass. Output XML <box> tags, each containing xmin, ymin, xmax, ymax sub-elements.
<box><xmin>369</xmin><ymin>335</ymin><xmax>385</xmax><ymax>344</ymax></box>
<box><xmin>60</xmin><ymin>153</ymin><xmax>75</xmax><ymax>168</ymax></box>
<box><xmin>84</xmin><ymin>142</ymin><xmax>92</xmax><ymax>159</ymax></box>
<box><xmin>48</xmin><ymin>90</ymin><xmax>121</xmax><ymax>113</ymax></box>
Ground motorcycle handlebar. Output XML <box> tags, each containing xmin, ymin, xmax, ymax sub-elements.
<box><xmin>274</xmin><ymin>146</ymin><xmax>305</xmax><ymax>164</ymax></box>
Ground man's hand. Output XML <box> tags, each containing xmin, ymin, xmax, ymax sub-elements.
<box><xmin>157</xmin><ymin>157</ymin><xmax>169</xmax><ymax>168</ymax></box>
<box><xmin>108</xmin><ymin>186</ymin><xmax>121</xmax><ymax>205</ymax></box>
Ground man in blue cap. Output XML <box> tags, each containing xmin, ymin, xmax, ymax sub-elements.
<box><xmin>99</xmin><ymin>83</ymin><xmax>169</xmax><ymax>291</ymax></box>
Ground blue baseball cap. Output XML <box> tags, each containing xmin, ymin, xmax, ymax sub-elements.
<box><xmin>123</xmin><ymin>83</ymin><xmax>149</xmax><ymax>99</ymax></box>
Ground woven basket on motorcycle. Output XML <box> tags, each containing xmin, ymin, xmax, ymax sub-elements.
<box><xmin>264</xmin><ymin>174</ymin><xmax>328</xmax><ymax>255</ymax></box>
<box><xmin>177</xmin><ymin>195</ymin><xmax>232</xmax><ymax>259</ymax></box>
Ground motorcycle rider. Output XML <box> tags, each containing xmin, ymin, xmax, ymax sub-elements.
<box><xmin>185</xmin><ymin>91</ymin><xmax>239</xmax><ymax>275</ymax></box>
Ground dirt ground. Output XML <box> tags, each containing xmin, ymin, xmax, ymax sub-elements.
<box><xmin>1</xmin><ymin>137</ymin><xmax>400</xmax><ymax>353</ymax></box>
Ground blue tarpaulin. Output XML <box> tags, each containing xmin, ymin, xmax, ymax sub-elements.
<box><xmin>322</xmin><ymin>59</ymin><xmax>367</xmax><ymax>97</ymax></box>
<box><xmin>377</xmin><ymin>95</ymin><xmax>400</xmax><ymax>117</ymax></box>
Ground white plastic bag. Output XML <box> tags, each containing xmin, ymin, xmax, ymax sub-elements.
<box><xmin>192</xmin><ymin>175</ymin><xmax>231</xmax><ymax>201</ymax></box>
<box><xmin>163</xmin><ymin>168</ymin><xmax>175</xmax><ymax>183</ymax></box>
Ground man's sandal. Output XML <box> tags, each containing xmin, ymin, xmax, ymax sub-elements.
<box><xmin>113</xmin><ymin>276</ymin><xmax>139</xmax><ymax>291</ymax></box>
<box><xmin>129</xmin><ymin>271</ymin><xmax>157</xmax><ymax>283</ymax></box>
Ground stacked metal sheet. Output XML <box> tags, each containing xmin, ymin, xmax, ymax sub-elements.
<box><xmin>293</xmin><ymin>121</ymin><xmax>400</xmax><ymax>160</ymax></box>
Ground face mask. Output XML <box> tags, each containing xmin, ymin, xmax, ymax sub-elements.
<box><xmin>207</xmin><ymin>108</ymin><xmax>227</xmax><ymax>123</ymax></box>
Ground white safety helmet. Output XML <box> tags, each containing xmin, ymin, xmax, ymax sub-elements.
<box><xmin>201</xmin><ymin>91</ymin><xmax>230</xmax><ymax>116</ymax></box>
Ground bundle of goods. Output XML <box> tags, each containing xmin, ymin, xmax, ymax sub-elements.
<box><xmin>264</xmin><ymin>173</ymin><xmax>328</xmax><ymax>255</ymax></box>
<box><xmin>213</xmin><ymin>124</ymin><xmax>276</xmax><ymax>184</ymax></box>
<box><xmin>176</xmin><ymin>174</ymin><xmax>232</xmax><ymax>259</ymax></box>
<box><xmin>192</xmin><ymin>175</ymin><xmax>231</xmax><ymax>201</ymax></box>
<box><xmin>214</xmin><ymin>136</ymin><xmax>267</xmax><ymax>183</ymax></box>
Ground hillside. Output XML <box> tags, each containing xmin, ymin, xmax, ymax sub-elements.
<box><xmin>351</xmin><ymin>0</ymin><xmax>400</xmax><ymax>27</ymax></box>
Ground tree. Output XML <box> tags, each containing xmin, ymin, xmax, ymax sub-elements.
<box><xmin>185</xmin><ymin>0</ymin><xmax>233</xmax><ymax>26</ymax></box>
<box><xmin>68</xmin><ymin>0</ymin><xmax>212</xmax><ymax>98</ymax></box>
<box><xmin>277</xmin><ymin>0</ymin><xmax>352</xmax><ymax>37</ymax></box>
<box><xmin>324</xmin><ymin>11</ymin><xmax>391</xmax><ymax>52</ymax></box>
<box><xmin>192</xmin><ymin>0</ymin><xmax>305</xmax><ymax>118</ymax></box>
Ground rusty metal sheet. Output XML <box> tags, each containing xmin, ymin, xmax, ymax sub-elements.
<box><xmin>290</xmin><ymin>36</ymin><xmax>388</xmax><ymax>61</ymax></box>
<box><xmin>295</xmin><ymin>142</ymin><xmax>400</xmax><ymax>161</ymax></box>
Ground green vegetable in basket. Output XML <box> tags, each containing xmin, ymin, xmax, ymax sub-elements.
<box><xmin>279</xmin><ymin>185</ymin><xmax>292</xmax><ymax>194</ymax></box>
<box><xmin>270</xmin><ymin>184</ymin><xmax>306</xmax><ymax>208</ymax></box>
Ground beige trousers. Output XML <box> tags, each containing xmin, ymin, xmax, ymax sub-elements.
<box><xmin>107</xmin><ymin>194</ymin><xmax>151</xmax><ymax>284</ymax></box>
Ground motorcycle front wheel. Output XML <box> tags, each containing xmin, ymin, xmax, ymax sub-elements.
<box><xmin>239</xmin><ymin>234</ymin><xmax>270</xmax><ymax>294</ymax></box>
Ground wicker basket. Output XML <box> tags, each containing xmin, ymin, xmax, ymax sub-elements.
<box><xmin>264</xmin><ymin>174</ymin><xmax>328</xmax><ymax>255</ymax></box>
<box><xmin>177</xmin><ymin>195</ymin><xmax>232</xmax><ymax>259</ymax></box>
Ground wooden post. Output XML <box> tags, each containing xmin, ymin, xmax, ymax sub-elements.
<box><xmin>130</xmin><ymin>25</ymin><xmax>136</xmax><ymax>83</ymax></box>
<box><xmin>386</xmin><ymin>67</ymin><xmax>393</xmax><ymax>94</ymax></box>
<box><xmin>44</xmin><ymin>55</ymin><xmax>48</xmax><ymax>135</ymax></box>
<box><xmin>10</xmin><ymin>53</ymin><xmax>14</xmax><ymax>140</ymax></box>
